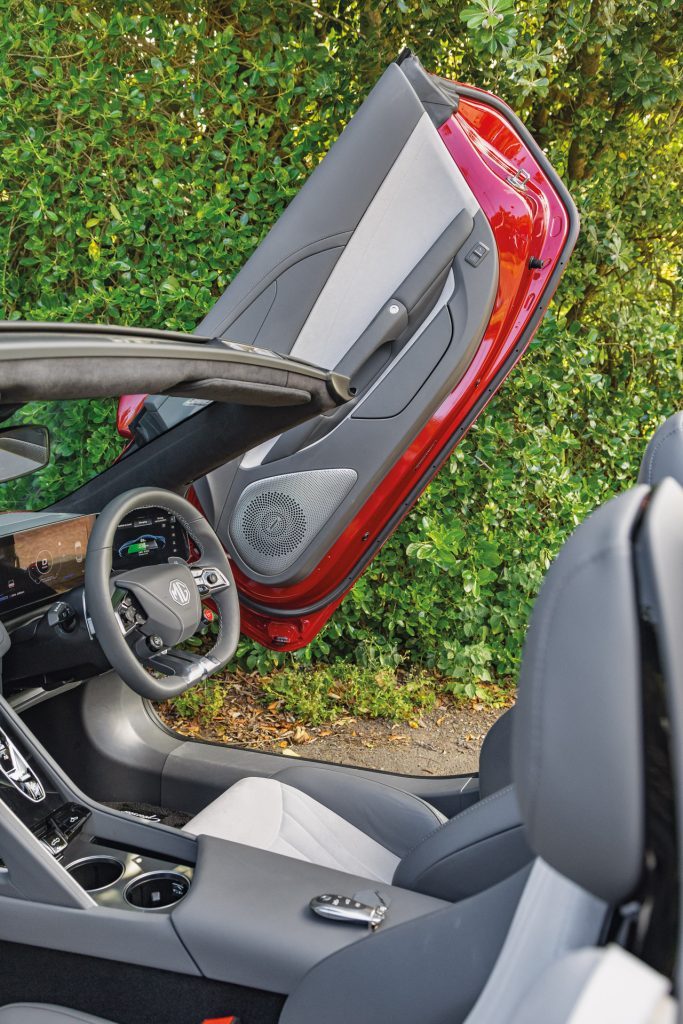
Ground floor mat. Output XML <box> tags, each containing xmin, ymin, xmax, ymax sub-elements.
<box><xmin>105</xmin><ymin>800</ymin><xmax>192</xmax><ymax>829</ymax></box>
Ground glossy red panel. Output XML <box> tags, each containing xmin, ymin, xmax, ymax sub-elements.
<box><xmin>116</xmin><ymin>394</ymin><xmax>147</xmax><ymax>439</ymax></box>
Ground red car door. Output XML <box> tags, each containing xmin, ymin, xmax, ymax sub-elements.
<box><xmin>120</xmin><ymin>50</ymin><xmax>577</xmax><ymax>652</ymax></box>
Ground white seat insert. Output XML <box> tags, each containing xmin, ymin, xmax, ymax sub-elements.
<box><xmin>184</xmin><ymin>777</ymin><xmax>400</xmax><ymax>883</ymax></box>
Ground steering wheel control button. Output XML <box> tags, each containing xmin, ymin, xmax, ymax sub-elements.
<box><xmin>310</xmin><ymin>893</ymin><xmax>388</xmax><ymax>931</ymax></box>
<box><xmin>191</xmin><ymin>566</ymin><xmax>230</xmax><ymax>594</ymax></box>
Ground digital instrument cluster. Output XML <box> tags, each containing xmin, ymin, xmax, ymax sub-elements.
<box><xmin>0</xmin><ymin>509</ymin><xmax>191</xmax><ymax>618</ymax></box>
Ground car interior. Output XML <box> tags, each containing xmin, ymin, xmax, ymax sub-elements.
<box><xmin>0</xmin><ymin>405</ymin><xmax>680</xmax><ymax>1023</ymax></box>
<box><xmin>0</xmin><ymin>51</ymin><xmax>679</xmax><ymax>1024</ymax></box>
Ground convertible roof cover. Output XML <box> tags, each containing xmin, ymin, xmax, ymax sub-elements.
<box><xmin>0</xmin><ymin>322</ymin><xmax>351</xmax><ymax>409</ymax></box>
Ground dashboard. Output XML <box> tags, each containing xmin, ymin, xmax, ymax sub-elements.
<box><xmin>0</xmin><ymin>509</ymin><xmax>191</xmax><ymax>619</ymax></box>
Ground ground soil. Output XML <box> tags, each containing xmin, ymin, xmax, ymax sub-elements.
<box><xmin>158</xmin><ymin>673</ymin><xmax>508</xmax><ymax>776</ymax></box>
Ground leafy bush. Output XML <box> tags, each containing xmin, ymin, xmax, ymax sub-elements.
<box><xmin>0</xmin><ymin>400</ymin><xmax>123</xmax><ymax>511</ymax></box>
<box><xmin>260</xmin><ymin>665</ymin><xmax>438</xmax><ymax>725</ymax></box>
<box><xmin>1</xmin><ymin>1</ymin><xmax>681</xmax><ymax>708</ymax></box>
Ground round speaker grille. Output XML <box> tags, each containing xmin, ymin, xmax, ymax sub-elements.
<box><xmin>230</xmin><ymin>468</ymin><xmax>357</xmax><ymax>577</ymax></box>
<box><xmin>241</xmin><ymin>490</ymin><xmax>307</xmax><ymax>558</ymax></box>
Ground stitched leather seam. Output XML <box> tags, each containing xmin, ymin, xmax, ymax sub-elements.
<box><xmin>643</xmin><ymin>421</ymin><xmax>683</xmax><ymax>485</ymax></box>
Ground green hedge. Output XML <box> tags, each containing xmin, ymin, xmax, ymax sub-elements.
<box><xmin>1</xmin><ymin>1</ymin><xmax>681</xmax><ymax>694</ymax></box>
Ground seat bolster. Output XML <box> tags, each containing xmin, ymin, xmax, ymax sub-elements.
<box><xmin>478</xmin><ymin>708</ymin><xmax>514</xmax><ymax>798</ymax></box>
<box><xmin>0</xmin><ymin>1006</ymin><xmax>113</xmax><ymax>1023</ymax></box>
<box><xmin>394</xmin><ymin>784</ymin><xmax>532</xmax><ymax>901</ymax></box>
<box><xmin>274</xmin><ymin>765</ymin><xmax>446</xmax><ymax>857</ymax></box>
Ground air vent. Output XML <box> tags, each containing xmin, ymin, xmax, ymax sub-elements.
<box><xmin>230</xmin><ymin>469</ymin><xmax>357</xmax><ymax>576</ymax></box>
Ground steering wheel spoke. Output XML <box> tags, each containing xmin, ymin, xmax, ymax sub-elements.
<box><xmin>112</xmin><ymin>587</ymin><xmax>148</xmax><ymax>637</ymax></box>
<box><xmin>146</xmin><ymin>649</ymin><xmax>220</xmax><ymax>687</ymax></box>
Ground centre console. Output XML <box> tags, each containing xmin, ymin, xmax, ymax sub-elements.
<box><xmin>0</xmin><ymin>693</ymin><xmax>459</xmax><ymax>995</ymax></box>
<box><xmin>0</xmin><ymin>700</ymin><xmax>194</xmax><ymax>915</ymax></box>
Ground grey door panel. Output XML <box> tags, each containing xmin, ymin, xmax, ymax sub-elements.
<box><xmin>193</xmin><ymin>55</ymin><xmax>496</xmax><ymax>587</ymax></box>
<box><xmin>219</xmin><ymin>211</ymin><xmax>496</xmax><ymax>585</ymax></box>
<box><xmin>196</xmin><ymin>64</ymin><xmax>427</xmax><ymax>341</ymax></box>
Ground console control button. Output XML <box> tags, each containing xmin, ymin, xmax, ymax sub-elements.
<box><xmin>51</xmin><ymin>803</ymin><xmax>90</xmax><ymax>839</ymax></box>
<box><xmin>40</xmin><ymin>828</ymin><xmax>68</xmax><ymax>856</ymax></box>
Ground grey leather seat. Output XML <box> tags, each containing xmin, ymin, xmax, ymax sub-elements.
<box><xmin>508</xmin><ymin>946</ymin><xmax>676</xmax><ymax>1024</ymax></box>
<box><xmin>0</xmin><ymin>1008</ymin><xmax>111</xmax><ymax>1023</ymax></box>
<box><xmin>184</xmin><ymin>718</ymin><xmax>528</xmax><ymax>902</ymax></box>
<box><xmin>459</xmin><ymin>408</ymin><xmax>683</xmax><ymax>819</ymax></box>
<box><xmin>278</xmin><ymin>482</ymin><xmax>662</xmax><ymax>1024</ymax></box>
<box><xmin>185</xmin><ymin>413</ymin><xmax>683</xmax><ymax>899</ymax></box>
<box><xmin>638</xmin><ymin>410</ymin><xmax>683</xmax><ymax>485</ymax></box>
<box><xmin>7</xmin><ymin>481</ymin><xmax>675</xmax><ymax>1024</ymax></box>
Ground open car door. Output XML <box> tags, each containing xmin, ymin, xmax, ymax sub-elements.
<box><xmin>121</xmin><ymin>51</ymin><xmax>578</xmax><ymax>651</ymax></box>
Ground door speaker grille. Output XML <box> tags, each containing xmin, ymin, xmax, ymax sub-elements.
<box><xmin>230</xmin><ymin>469</ymin><xmax>357</xmax><ymax>576</ymax></box>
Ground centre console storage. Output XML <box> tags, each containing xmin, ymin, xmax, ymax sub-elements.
<box><xmin>61</xmin><ymin>834</ymin><xmax>192</xmax><ymax>912</ymax></box>
<box><xmin>67</xmin><ymin>856</ymin><xmax>124</xmax><ymax>892</ymax></box>
<box><xmin>170</xmin><ymin>834</ymin><xmax>449</xmax><ymax>993</ymax></box>
<box><xmin>125</xmin><ymin>871</ymin><xmax>190</xmax><ymax>909</ymax></box>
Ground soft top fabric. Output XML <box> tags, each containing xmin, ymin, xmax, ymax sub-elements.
<box><xmin>513</xmin><ymin>486</ymin><xmax>648</xmax><ymax>903</ymax></box>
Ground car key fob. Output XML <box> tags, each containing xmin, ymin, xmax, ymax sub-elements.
<box><xmin>309</xmin><ymin>893</ymin><xmax>388</xmax><ymax>931</ymax></box>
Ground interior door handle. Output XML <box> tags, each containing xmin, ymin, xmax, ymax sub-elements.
<box><xmin>336</xmin><ymin>299</ymin><xmax>408</xmax><ymax>382</ymax></box>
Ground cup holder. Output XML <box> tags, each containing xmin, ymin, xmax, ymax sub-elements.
<box><xmin>67</xmin><ymin>856</ymin><xmax>125</xmax><ymax>893</ymax></box>
<box><xmin>124</xmin><ymin>871</ymin><xmax>190</xmax><ymax>910</ymax></box>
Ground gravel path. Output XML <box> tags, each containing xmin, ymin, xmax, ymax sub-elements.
<box><xmin>160</xmin><ymin>685</ymin><xmax>508</xmax><ymax>777</ymax></box>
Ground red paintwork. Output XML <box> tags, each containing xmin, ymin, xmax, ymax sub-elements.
<box><xmin>116</xmin><ymin>394</ymin><xmax>147</xmax><ymax>439</ymax></box>
<box><xmin>234</xmin><ymin>88</ymin><xmax>572</xmax><ymax>649</ymax></box>
<box><xmin>128</xmin><ymin>85</ymin><xmax>574</xmax><ymax>651</ymax></box>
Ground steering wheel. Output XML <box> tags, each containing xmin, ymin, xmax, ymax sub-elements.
<box><xmin>84</xmin><ymin>488</ymin><xmax>240</xmax><ymax>699</ymax></box>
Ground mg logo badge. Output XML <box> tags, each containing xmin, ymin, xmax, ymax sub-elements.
<box><xmin>169</xmin><ymin>579</ymin><xmax>191</xmax><ymax>606</ymax></box>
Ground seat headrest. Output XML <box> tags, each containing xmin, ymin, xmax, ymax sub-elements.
<box><xmin>513</xmin><ymin>486</ymin><xmax>648</xmax><ymax>904</ymax></box>
<box><xmin>639</xmin><ymin>412</ymin><xmax>683</xmax><ymax>486</ymax></box>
